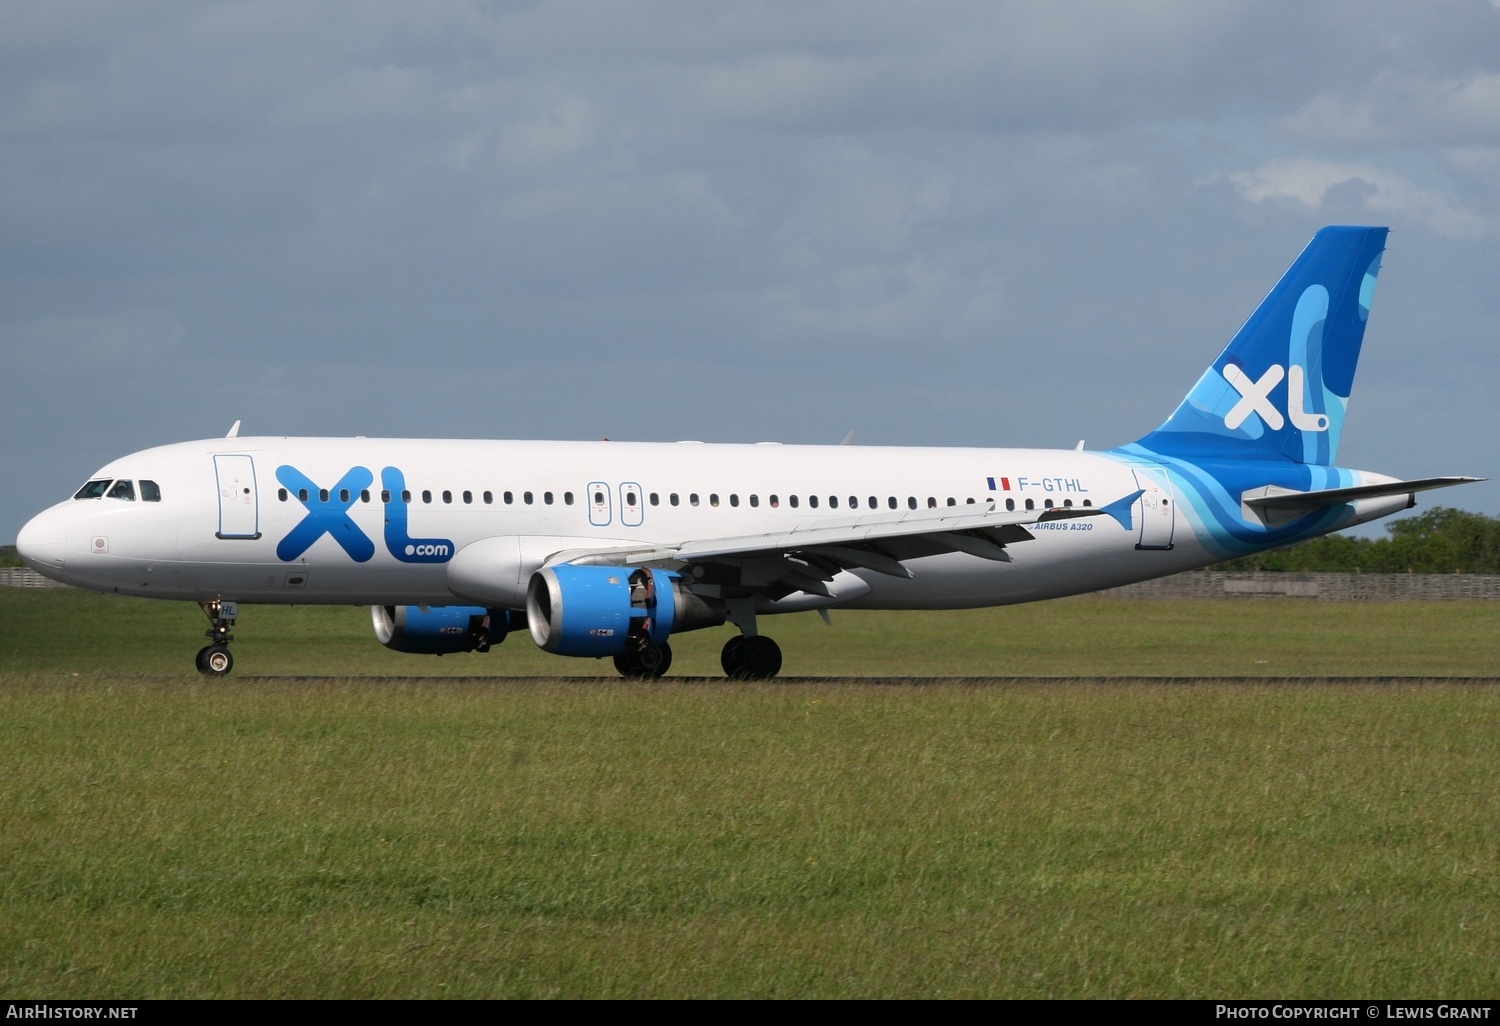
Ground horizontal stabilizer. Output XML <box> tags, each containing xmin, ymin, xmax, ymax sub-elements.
<box><xmin>1242</xmin><ymin>476</ymin><xmax>1483</xmax><ymax>512</ymax></box>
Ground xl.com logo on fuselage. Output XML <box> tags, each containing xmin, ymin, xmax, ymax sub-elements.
<box><xmin>274</xmin><ymin>465</ymin><xmax>454</xmax><ymax>564</ymax></box>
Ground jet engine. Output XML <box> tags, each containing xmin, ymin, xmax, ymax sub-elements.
<box><xmin>370</xmin><ymin>604</ymin><xmax>517</xmax><ymax>655</ymax></box>
<box><xmin>525</xmin><ymin>565</ymin><xmax>723</xmax><ymax>657</ymax></box>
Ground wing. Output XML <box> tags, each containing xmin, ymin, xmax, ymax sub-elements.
<box><xmin>547</xmin><ymin>497</ymin><xmax>1129</xmax><ymax>601</ymax></box>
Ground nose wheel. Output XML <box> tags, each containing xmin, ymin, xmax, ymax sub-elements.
<box><xmin>196</xmin><ymin>599</ymin><xmax>238</xmax><ymax>676</ymax></box>
<box><xmin>196</xmin><ymin>644</ymin><xmax>234</xmax><ymax>675</ymax></box>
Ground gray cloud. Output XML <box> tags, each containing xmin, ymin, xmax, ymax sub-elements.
<box><xmin>4</xmin><ymin>0</ymin><xmax>1499</xmax><ymax>540</ymax></box>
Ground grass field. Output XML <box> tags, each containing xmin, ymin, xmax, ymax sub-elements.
<box><xmin>2</xmin><ymin>589</ymin><xmax>1498</xmax><ymax>997</ymax></box>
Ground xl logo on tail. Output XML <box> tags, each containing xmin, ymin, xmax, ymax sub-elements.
<box><xmin>1223</xmin><ymin>364</ymin><xmax>1328</xmax><ymax>433</ymax></box>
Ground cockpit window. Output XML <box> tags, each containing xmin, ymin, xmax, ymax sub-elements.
<box><xmin>107</xmin><ymin>480</ymin><xmax>136</xmax><ymax>501</ymax></box>
<box><xmin>140</xmin><ymin>480</ymin><xmax>162</xmax><ymax>502</ymax></box>
<box><xmin>74</xmin><ymin>479</ymin><xmax>112</xmax><ymax>500</ymax></box>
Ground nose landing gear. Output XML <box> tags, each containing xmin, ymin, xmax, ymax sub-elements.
<box><xmin>196</xmin><ymin>599</ymin><xmax>238</xmax><ymax>676</ymax></box>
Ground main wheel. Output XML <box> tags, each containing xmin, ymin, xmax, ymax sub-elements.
<box><xmin>720</xmin><ymin>635</ymin><xmax>744</xmax><ymax>676</ymax></box>
<box><xmin>197</xmin><ymin>644</ymin><xmax>233</xmax><ymax>676</ymax></box>
<box><xmin>738</xmin><ymin>636</ymin><xmax>781</xmax><ymax>679</ymax></box>
<box><xmin>724</xmin><ymin>635</ymin><xmax>781</xmax><ymax>680</ymax></box>
<box><xmin>613</xmin><ymin>642</ymin><xmax>673</xmax><ymax>679</ymax></box>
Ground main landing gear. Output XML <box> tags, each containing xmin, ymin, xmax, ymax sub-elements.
<box><xmin>716</xmin><ymin>599</ymin><xmax>782</xmax><ymax>680</ymax></box>
<box><xmin>196</xmin><ymin>599</ymin><xmax>238</xmax><ymax>676</ymax></box>
<box><xmin>613</xmin><ymin>640</ymin><xmax>673</xmax><ymax>679</ymax></box>
<box><xmin>720</xmin><ymin>634</ymin><xmax>782</xmax><ymax>680</ymax></box>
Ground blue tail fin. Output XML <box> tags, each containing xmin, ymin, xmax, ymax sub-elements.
<box><xmin>1134</xmin><ymin>226</ymin><xmax>1387</xmax><ymax>466</ymax></box>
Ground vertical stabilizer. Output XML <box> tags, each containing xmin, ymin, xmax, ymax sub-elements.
<box><xmin>1134</xmin><ymin>226</ymin><xmax>1387</xmax><ymax>466</ymax></box>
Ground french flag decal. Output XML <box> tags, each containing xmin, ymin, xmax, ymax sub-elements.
<box><xmin>986</xmin><ymin>477</ymin><xmax>1011</xmax><ymax>491</ymax></box>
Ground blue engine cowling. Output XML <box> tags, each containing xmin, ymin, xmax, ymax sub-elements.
<box><xmin>370</xmin><ymin>605</ymin><xmax>518</xmax><ymax>655</ymax></box>
<box><xmin>527</xmin><ymin>565</ymin><xmax>717</xmax><ymax>657</ymax></box>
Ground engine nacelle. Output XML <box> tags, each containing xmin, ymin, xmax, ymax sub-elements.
<box><xmin>526</xmin><ymin>565</ymin><xmax>723</xmax><ymax>657</ymax></box>
<box><xmin>370</xmin><ymin>604</ymin><xmax>516</xmax><ymax>655</ymax></box>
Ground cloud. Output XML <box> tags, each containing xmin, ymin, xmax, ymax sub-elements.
<box><xmin>1223</xmin><ymin>158</ymin><xmax>1484</xmax><ymax>238</ymax></box>
<box><xmin>1279</xmin><ymin>72</ymin><xmax>1500</xmax><ymax>148</ymax></box>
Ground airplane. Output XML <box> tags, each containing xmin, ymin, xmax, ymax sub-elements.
<box><xmin>15</xmin><ymin>226</ymin><xmax>1480</xmax><ymax>679</ymax></box>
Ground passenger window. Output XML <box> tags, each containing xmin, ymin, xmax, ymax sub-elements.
<box><xmin>401</xmin><ymin>490</ymin><xmax>411</xmax><ymax>503</ymax></box>
<box><xmin>483</xmin><ymin>491</ymin><xmax>493</xmax><ymax>504</ymax></box>
<box><xmin>789</xmin><ymin>495</ymin><xmax>799</xmax><ymax>508</ymax></box>
<box><xmin>908</xmin><ymin>497</ymin><xmax>917</xmax><ymax>509</ymax></box>
<box><xmin>524</xmin><ymin>491</ymin><xmax>534</xmax><ymax>504</ymax></box>
<box><xmin>966</xmin><ymin>498</ymin><xmax>976</xmax><ymax>505</ymax></box>
<box><xmin>382</xmin><ymin>490</ymin><xmax>392</xmax><ymax>503</ymax></box>
<box><xmin>442</xmin><ymin>490</ymin><xmax>452</xmax><ymax>504</ymax></box>
<box><xmin>1083</xmin><ymin>499</ymin><xmax>1093</xmax><ymax>507</ymax></box>
<box><xmin>769</xmin><ymin>495</ymin><xmax>779</xmax><ymax>508</ymax></box>
<box><xmin>670</xmin><ymin>493</ymin><xmax>680</xmax><ymax>507</ymax></box>
<box><xmin>868</xmin><ymin>497</ymin><xmax>877</xmax><ymax>509</ymax></box>
<box><xmin>1044</xmin><ymin>499</ymin><xmax>1054</xmax><ymax>509</ymax></box>
<box><xmin>1025</xmin><ymin>499</ymin><xmax>1034</xmax><ymax>510</ymax></box>
<box><xmin>504</xmin><ymin>491</ymin><xmax>514</xmax><ymax>504</ymax></box>
<box><xmin>1006</xmin><ymin>498</ymin><xmax>1015</xmax><ymax>511</ymax></box>
<box><xmin>73</xmin><ymin>479</ymin><xmax>112</xmax><ymax>500</ymax></box>
<box><xmin>544</xmin><ymin>492</ymin><xmax>554</xmax><ymax>505</ymax></box>
<box><xmin>340</xmin><ymin>489</ymin><xmax>350</xmax><ymax>503</ymax></box>
<box><xmin>690</xmin><ymin>493</ymin><xmax>700</xmax><ymax>507</ymax></box>
<box><xmin>422</xmin><ymin>490</ymin><xmax>432</xmax><ymax>504</ymax></box>
<box><xmin>300</xmin><ymin>488</ymin><xmax>310</xmax><ymax>502</ymax></box>
<box><xmin>140</xmin><ymin>480</ymin><xmax>162</xmax><ymax>502</ymax></box>
<box><xmin>748</xmin><ymin>495</ymin><xmax>758</xmax><ymax>508</ymax></box>
<box><xmin>278</xmin><ymin>488</ymin><xmax>288</xmax><ymax>502</ymax></box>
<box><xmin>710</xmin><ymin>494</ymin><xmax>720</xmax><ymax>507</ymax></box>
<box><xmin>1063</xmin><ymin>499</ymin><xmax>1073</xmax><ymax>507</ymax></box>
<box><xmin>829</xmin><ymin>496</ymin><xmax>838</xmax><ymax>509</ymax></box>
<box><xmin>463</xmin><ymin>491</ymin><xmax>473</xmax><ymax>504</ymax></box>
<box><xmin>850</xmin><ymin>496</ymin><xmax>858</xmax><ymax>509</ymax></box>
<box><xmin>649</xmin><ymin>493</ymin><xmax>659</xmax><ymax>506</ymax></box>
<box><xmin>320</xmin><ymin>488</ymin><xmax>330</xmax><ymax>502</ymax></box>
<box><xmin>108</xmin><ymin>480</ymin><xmax>136</xmax><ymax>501</ymax></box>
<box><xmin>730</xmin><ymin>494</ymin><xmax>739</xmax><ymax>508</ymax></box>
<box><xmin>808</xmin><ymin>495</ymin><xmax>818</xmax><ymax>509</ymax></box>
<box><xmin>564</xmin><ymin>492</ymin><xmax>575</xmax><ymax>505</ymax></box>
<box><xmin>947</xmin><ymin>498</ymin><xmax>956</xmax><ymax>507</ymax></box>
<box><xmin>625</xmin><ymin>491</ymin><xmax>637</xmax><ymax>505</ymax></box>
<box><xmin>360</xmin><ymin>489</ymin><xmax>370</xmax><ymax>503</ymax></box>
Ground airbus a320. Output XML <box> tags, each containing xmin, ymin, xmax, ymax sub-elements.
<box><xmin>17</xmin><ymin>227</ymin><xmax>1479</xmax><ymax>678</ymax></box>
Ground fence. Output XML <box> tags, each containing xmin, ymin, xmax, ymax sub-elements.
<box><xmin>0</xmin><ymin>568</ymin><xmax>66</xmax><ymax>589</ymax></box>
<box><xmin>1101</xmin><ymin>572</ymin><xmax>1500</xmax><ymax>601</ymax></box>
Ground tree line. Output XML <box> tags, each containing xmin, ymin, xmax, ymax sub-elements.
<box><xmin>1213</xmin><ymin>507</ymin><xmax>1500</xmax><ymax>574</ymax></box>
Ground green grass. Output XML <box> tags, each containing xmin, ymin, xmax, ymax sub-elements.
<box><xmin>2</xmin><ymin>589</ymin><xmax>1499</xmax><ymax>997</ymax></box>
<box><xmin>3</xmin><ymin>588</ymin><xmax>1500</xmax><ymax>677</ymax></box>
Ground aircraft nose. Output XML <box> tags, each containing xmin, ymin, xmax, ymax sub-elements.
<box><xmin>17</xmin><ymin>509</ymin><xmax>66</xmax><ymax>570</ymax></box>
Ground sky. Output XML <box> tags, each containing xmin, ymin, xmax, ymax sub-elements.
<box><xmin>4</xmin><ymin>0</ymin><xmax>1499</xmax><ymax>544</ymax></box>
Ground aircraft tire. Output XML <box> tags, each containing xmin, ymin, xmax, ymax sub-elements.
<box><xmin>726</xmin><ymin>635</ymin><xmax>781</xmax><ymax>680</ymax></box>
<box><xmin>197</xmin><ymin>644</ymin><xmax>233</xmax><ymax>676</ymax></box>
<box><xmin>614</xmin><ymin>642</ymin><xmax>672</xmax><ymax>679</ymax></box>
<box><xmin>720</xmin><ymin>635</ymin><xmax>744</xmax><ymax>677</ymax></box>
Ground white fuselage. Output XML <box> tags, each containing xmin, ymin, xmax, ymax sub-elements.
<box><xmin>20</xmin><ymin>435</ymin><xmax>1249</xmax><ymax>610</ymax></box>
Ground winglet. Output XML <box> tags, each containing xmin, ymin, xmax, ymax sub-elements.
<box><xmin>226</xmin><ymin>420</ymin><xmax>241</xmax><ymax>438</ymax></box>
<box><xmin>1100</xmin><ymin>489</ymin><xmax>1143</xmax><ymax>531</ymax></box>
